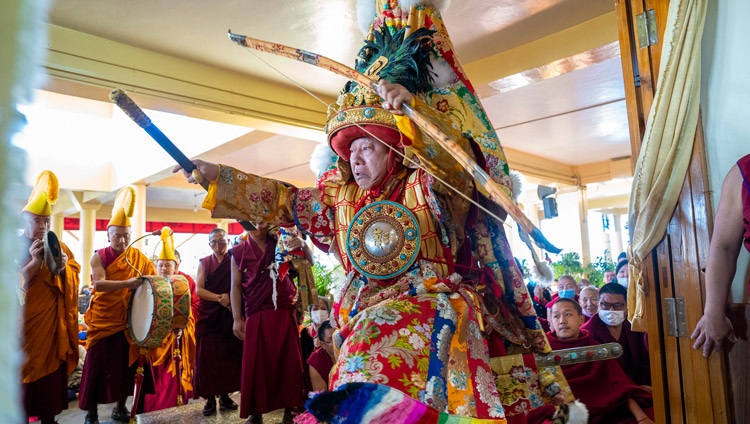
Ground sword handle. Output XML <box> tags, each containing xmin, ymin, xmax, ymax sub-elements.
<box><xmin>535</xmin><ymin>342</ymin><xmax>623</xmax><ymax>367</ymax></box>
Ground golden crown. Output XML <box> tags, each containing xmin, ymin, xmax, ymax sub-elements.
<box><xmin>325</xmin><ymin>84</ymin><xmax>398</xmax><ymax>141</ymax></box>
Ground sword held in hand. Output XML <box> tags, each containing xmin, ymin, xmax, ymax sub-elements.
<box><xmin>109</xmin><ymin>89</ymin><xmax>256</xmax><ymax>231</ymax></box>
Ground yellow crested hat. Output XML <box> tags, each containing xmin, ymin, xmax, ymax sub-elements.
<box><xmin>23</xmin><ymin>170</ymin><xmax>59</xmax><ymax>216</ymax></box>
<box><xmin>157</xmin><ymin>226</ymin><xmax>177</xmax><ymax>262</ymax></box>
<box><xmin>108</xmin><ymin>186</ymin><xmax>136</xmax><ymax>228</ymax></box>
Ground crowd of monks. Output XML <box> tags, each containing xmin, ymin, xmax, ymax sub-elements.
<box><xmin>20</xmin><ymin>171</ymin><xmax>656</xmax><ymax>424</ymax></box>
<box><xmin>17</xmin><ymin>2</ymin><xmax>667</xmax><ymax>423</ymax></box>
<box><xmin>18</xmin><ymin>175</ymin><xmax>316</xmax><ymax>424</ymax></box>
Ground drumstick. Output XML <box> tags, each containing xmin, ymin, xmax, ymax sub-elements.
<box><xmin>110</xmin><ymin>89</ymin><xmax>256</xmax><ymax>231</ymax></box>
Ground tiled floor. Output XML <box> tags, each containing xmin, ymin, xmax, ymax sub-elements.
<box><xmin>56</xmin><ymin>394</ymin><xmax>286</xmax><ymax>424</ymax></box>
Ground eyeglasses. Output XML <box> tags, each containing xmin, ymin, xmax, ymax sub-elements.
<box><xmin>209</xmin><ymin>239</ymin><xmax>229</xmax><ymax>246</ymax></box>
<box><xmin>599</xmin><ymin>301</ymin><xmax>626</xmax><ymax>311</ymax></box>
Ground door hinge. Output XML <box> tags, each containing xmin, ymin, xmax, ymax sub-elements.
<box><xmin>636</xmin><ymin>9</ymin><xmax>659</xmax><ymax>48</ymax></box>
<box><xmin>634</xmin><ymin>74</ymin><xmax>641</xmax><ymax>88</ymax></box>
<box><xmin>664</xmin><ymin>298</ymin><xmax>688</xmax><ymax>337</ymax></box>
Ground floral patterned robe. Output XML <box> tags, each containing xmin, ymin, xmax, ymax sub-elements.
<box><xmin>203</xmin><ymin>121</ymin><xmax>512</xmax><ymax>419</ymax></box>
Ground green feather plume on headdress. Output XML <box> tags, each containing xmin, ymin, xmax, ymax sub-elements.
<box><xmin>354</xmin><ymin>25</ymin><xmax>436</xmax><ymax>94</ymax></box>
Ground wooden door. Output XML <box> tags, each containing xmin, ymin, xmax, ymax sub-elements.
<box><xmin>614</xmin><ymin>0</ymin><xmax>731</xmax><ymax>422</ymax></box>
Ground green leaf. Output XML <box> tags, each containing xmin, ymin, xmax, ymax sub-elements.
<box><xmin>388</xmin><ymin>355</ymin><xmax>404</xmax><ymax>369</ymax></box>
<box><xmin>311</xmin><ymin>261</ymin><xmax>343</xmax><ymax>296</ymax></box>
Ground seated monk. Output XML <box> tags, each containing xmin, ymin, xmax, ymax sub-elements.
<box><xmin>582</xmin><ymin>282</ymin><xmax>651</xmax><ymax>387</ymax></box>
<box><xmin>307</xmin><ymin>320</ymin><xmax>336</xmax><ymax>393</ymax></box>
<box><xmin>578</xmin><ymin>286</ymin><xmax>599</xmax><ymax>324</ymax></box>
<box><xmin>547</xmin><ymin>298</ymin><xmax>654</xmax><ymax>424</ymax></box>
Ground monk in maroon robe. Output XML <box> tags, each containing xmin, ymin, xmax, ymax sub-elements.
<box><xmin>231</xmin><ymin>223</ymin><xmax>305</xmax><ymax>423</ymax></box>
<box><xmin>581</xmin><ymin>283</ymin><xmax>651</xmax><ymax>387</ymax></box>
<box><xmin>548</xmin><ymin>298</ymin><xmax>653</xmax><ymax>424</ymax></box>
<box><xmin>307</xmin><ymin>321</ymin><xmax>335</xmax><ymax>393</ymax></box>
<box><xmin>194</xmin><ymin>228</ymin><xmax>242</xmax><ymax>415</ymax></box>
<box><xmin>578</xmin><ymin>286</ymin><xmax>599</xmax><ymax>325</ymax></box>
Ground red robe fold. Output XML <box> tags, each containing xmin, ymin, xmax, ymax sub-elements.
<box><xmin>194</xmin><ymin>253</ymin><xmax>242</xmax><ymax>398</ymax></box>
<box><xmin>737</xmin><ymin>154</ymin><xmax>750</xmax><ymax>254</ymax></box>
<box><xmin>547</xmin><ymin>330</ymin><xmax>653</xmax><ymax>424</ymax></box>
<box><xmin>307</xmin><ymin>347</ymin><xmax>335</xmax><ymax>388</ymax></box>
<box><xmin>581</xmin><ymin>313</ymin><xmax>651</xmax><ymax>386</ymax></box>
<box><xmin>233</xmin><ymin>236</ymin><xmax>305</xmax><ymax>418</ymax></box>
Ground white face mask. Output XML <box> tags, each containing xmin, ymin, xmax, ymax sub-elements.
<box><xmin>599</xmin><ymin>310</ymin><xmax>625</xmax><ymax>327</ymax></box>
<box><xmin>617</xmin><ymin>277</ymin><xmax>629</xmax><ymax>288</ymax></box>
<box><xmin>311</xmin><ymin>310</ymin><xmax>329</xmax><ymax>324</ymax></box>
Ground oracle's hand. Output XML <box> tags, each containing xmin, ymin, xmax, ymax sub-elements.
<box><xmin>284</xmin><ymin>237</ymin><xmax>303</xmax><ymax>251</ymax></box>
<box><xmin>377</xmin><ymin>80</ymin><xmax>413</xmax><ymax>116</ymax></box>
<box><xmin>551</xmin><ymin>393</ymin><xmax>565</xmax><ymax>406</ymax></box>
<box><xmin>172</xmin><ymin>160</ymin><xmax>219</xmax><ymax>185</ymax></box>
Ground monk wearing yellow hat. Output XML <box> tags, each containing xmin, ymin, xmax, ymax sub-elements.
<box><xmin>142</xmin><ymin>227</ymin><xmax>200</xmax><ymax>412</ymax></box>
<box><xmin>78</xmin><ymin>186</ymin><xmax>156</xmax><ymax>424</ymax></box>
<box><xmin>19</xmin><ymin>170</ymin><xmax>80</xmax><ymax>424</ymax></box>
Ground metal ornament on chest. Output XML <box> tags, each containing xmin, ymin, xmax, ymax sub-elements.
<box><xmin>346</xmin><ymin>201</ymin><xmax>420</xmax><ymax>279</ymax></box>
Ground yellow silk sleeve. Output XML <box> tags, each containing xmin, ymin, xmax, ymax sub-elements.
<box><xmin>201</xmin><ymin>181</ymin><xmax>218</xmax><ymax>211</ymax></box>
<box><xmin>394</xmin><ymin>98</ymin><xmax>418</xmax><ymax>144</ymax></box>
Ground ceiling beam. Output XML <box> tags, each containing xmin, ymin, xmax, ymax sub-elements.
<box><xmin>44</xmin><ymin>24</ymin><xmax>332</xmax><ymax>138</ymax></box>
<box><xmin>505</xmin><ymin>147</ymin><xmax>634</xmax><ymax>188</ymax></box>
<box><xmin>504</xmin><ymin>147</ymin><xmax>578</xmax><ymax>186</ymax></box>
<box><xmin>589</xmin><ymin>196</ymin><xmax>631</xmax><ymax>211</ymax></box>
<box><xmin>464</xmin><ymin>12</ymin><xmax>619</xmax><ymax>97</ymax></box>
<box><xmin>577</xmin><ymin>157</ymin><xmax>634</xmax><ymax>185</ymax></box>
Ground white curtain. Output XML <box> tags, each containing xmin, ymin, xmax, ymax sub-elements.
<box><xmin>627</xmin><ymin>0</ymin><xmax>707</xmax><ymax>331</ymax></box>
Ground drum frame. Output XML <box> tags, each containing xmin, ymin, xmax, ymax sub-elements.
<box><xmin>127</xmin><ymin>276</ymin><xmax>174</xmax><ymax>349</ymax></box>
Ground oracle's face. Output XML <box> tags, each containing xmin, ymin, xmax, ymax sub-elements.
<box><xmin>349</xmin><ymin>137</ymin><xmax>390</xmax><ymax>190</ymax></box>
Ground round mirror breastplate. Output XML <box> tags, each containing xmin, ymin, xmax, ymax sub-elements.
<box><xmin>346</xmin><ymin>201</ymin><xmax>420</xmax><ymax>279</ymax></box>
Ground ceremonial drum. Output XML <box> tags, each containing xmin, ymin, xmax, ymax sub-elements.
<box><xmin>169</xmin><ymin>275</ymin><xmax>191</xmax><ymax>330</ymax></box>
<box><xmin>128</xmin><ymin>276</ymin><xmax>174</xmax><ymax>348</ymax></box>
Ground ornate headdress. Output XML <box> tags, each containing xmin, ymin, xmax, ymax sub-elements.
<box><xmin>325</xmin><ymin>16</ymin><xmax>436</xmax><ymax>161</ymax></box>
<box><xmin>23</xmin><ymin>170</ymin><xmax>59</xmax><ymax>216</ymax></box>
<box><xmin>157</xmin><ymin>226</ymin><xmax>177</xmax><ymax>262</ymax></box>
<box><xmin>108</xmin><ymin>186</ymin><xmax>136</xmax><ymax>228</ymax></box>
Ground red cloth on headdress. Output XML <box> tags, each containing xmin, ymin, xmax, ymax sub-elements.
<box><xmin>329</xmin><ymin>125</ymin><xmax>401</xmax><ymax>161</ymax></box>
